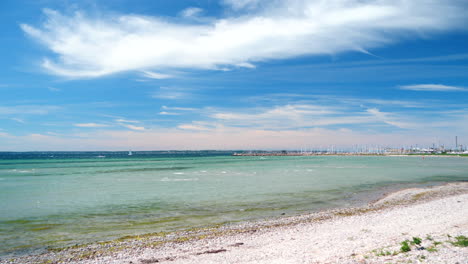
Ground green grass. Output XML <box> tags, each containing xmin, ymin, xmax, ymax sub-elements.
<box><xmin>411</xmin><ymin>237</ymin><xmax>422</xmax><ymax>245</ymax></box>
<box><xmin>376</xmin><ymin>250</ymin><xmax>393</xmax><ymax>256</ymax></box>
<box><xmin>400</xmin><ymin>240</ymin><xmax>411</xmax><ymax>252</ymax></box>
<box><xmin>426</xmin><ymin>246</ymin><xmax>438</xmax><ymax>252</ymax></box>
<box><xmin>451</xmin><ymin>235</ymin><xmax>468</xmax><ymax>247</ymax></box>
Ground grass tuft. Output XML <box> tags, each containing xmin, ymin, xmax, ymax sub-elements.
<box><xmin>411</xmin><ymin>237</ymin><xmax>422</xmax><ymax>245</ymax></box>
<box><xmin>400</xmin><ymin>240</ymin><xmax>411</xmax><ymax>252</ymax></box>
<box><xmin>451</xmin><ymin>235</ymin><xmax>468</xmax><ymax>247</ymax></box>
<box><xmin>426</xmin><ymin>246</ymin><xmax>438</xmax><ymax>252</ymax></box>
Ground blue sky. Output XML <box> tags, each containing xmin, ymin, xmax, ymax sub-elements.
<box><xmin>1</xmin><ymin>0</ymin><xmax>468</xmax><ymax>151</ymax></box>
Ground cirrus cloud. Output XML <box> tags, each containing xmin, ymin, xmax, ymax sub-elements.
<box><xmin>21</xmin><ymin>0</ymin><xmax>468</xmax><ymax>78</ymax></box>
<box><xmin>74</xmin><ymin>123</ymin><xmax>109</xmax><ymax>128</ymax></box>
<box><xmin>120</xmin><ymin>124</ymin><xmax>145</xmax><ymax>131</ymax></box>
<box><xmin>399</xmin><ymin>84</ymin><xmax>468</xmax><ymax>92</ymax></box>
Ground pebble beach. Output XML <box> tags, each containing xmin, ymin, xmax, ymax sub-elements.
<box><xmin>3</xmin><ymin>182</ymin><xmax>467</xmax><ymax>264</ymax></box>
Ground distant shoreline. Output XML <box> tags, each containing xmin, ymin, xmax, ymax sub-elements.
<box><xmin>233</xmin><ymin>152</ymin><xmax>468</xmax><ymax>157</ymax></box>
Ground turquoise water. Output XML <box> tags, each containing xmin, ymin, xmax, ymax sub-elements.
<box><xmin>1</xmin><ymin>153</ymin><xmax>467</xmax><ymax>256</ymax></box>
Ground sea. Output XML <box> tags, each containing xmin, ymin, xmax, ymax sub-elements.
<box><xmin>0</xmin><ymin>151</ymin><xmax>467</xmax><ymax>257</ymax></box>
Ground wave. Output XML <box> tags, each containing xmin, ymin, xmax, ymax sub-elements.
<box><xmin>9</xmin><ymin>169</ymin><xmax>36</xmax><ymax>173</ymax></box>
<box><xmin>95</xmin><ymin>166</ymin><xmax>193</xmax><ymax>174</ymax></box>
<box><xmin>160</xmin><ymin>177</ymin><xmax>199</xmax><ymax>182</ymax></box>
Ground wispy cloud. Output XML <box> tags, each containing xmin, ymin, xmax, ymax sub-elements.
<box><xmin>399</xmin><ymin>84</ymin><xmax>467</xmax><ymax>92</ymax></box>
<box><xmin>115</xmin><ymin>118</ymin><xmax>140</xmax><ymax>123</ymax></box>
<box><xmin>180</xmin><ymin>7</ymin><xmax>204</xmax><ymax>18</ymax></box>
<box><xmin>10</xmin><ymin>118</ymin><xmax>26</xmax><ymax>123</ymax></box>
<box><xmin>74</xmin><ymin>123</ymin><xmax>109</xmax><ymax>128</ymax></box>
<box><xmin>246</xmin><ymin>93</ymin><xmax>431</xmax><ymax>110</ymax></box>
<box><xmin>222</xmin><ymin>0</ymin><xmax>262</xmax><ymax>11</ymax></box>
<box><xmin>207</xmin><ymin>104</ymin><xmax>374</xmax><ymax>130</ymax></box>
<box><xmin>151</xmin><ymin>87</ymin><xmax>191</xmax><ymax>100</ymax></box>
<box><xmin>178</xmin><ymin>123</ymin><xmax>212</xmax><ymax>131</ymax></box>
<box><xmin>74</xmin><ymin>119</ymin><xmax>145</xmax><ymax>130</ymax></box>
<box><xmin>21</xmin><ymin>1</ymin><xmax>468</xmax><ymax>78</ymax></box>
<box><xmin>159</xmin><ymin>111</ymin><xmax>180</xmax><ymax>116</ymax></box>
<box><xmin>0</xmin><ymin>105</ymin><xmax>61</xmax><ymax>115</ymax></box>
<box><xmin>141</xmin><ymin>71</ymin><xmax>173</xmax><ymax>79</ymax></box>
<box><xmin>189</xmin><ymin>101</ymin><xmax>456</xmax><ymax>132</ymax></box>
<box><xmin>120</xmin><ymin>124</ymin><xmax>145</xmax><ymax>131</ymax></box>
<box><xmin>365</xmin><ymin>108</ymin><xmax>413</xmax><ymax>129</ymax></box>
<box><xmin>0</xmin><ymin>132</ymin><xmax>11</xmax><ymax>137</ymax></box>
<box><xmin>162</xmin><ymin>106</ymin><xmax>197</xmax><ymax>111</ymax></box>
<box><xmin>113</xmin><ymin>118</ymin><xmax>144</xmax><ymax>130</ymax></box>
<box><xmin>48</xmin><ymin>86</ymin><xmax>61</xmax><ymax>92</ymax></box>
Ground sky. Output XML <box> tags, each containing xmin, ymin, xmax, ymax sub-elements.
<box><xmin>1</xmin><ymin>0</ymin><xmax>468</xmax><ymax>151</ymax></box>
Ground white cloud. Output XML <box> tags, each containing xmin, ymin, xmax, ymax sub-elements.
<box><xmin>141</xmin><ymin>71</ymin><xmax>173</xmax><ymax>79</ymax></box>
<box><xmin>74</xmin><ymin>123</ymin><xmax>109</xmax><ymax>128</ymax></box>
<box><xmin>162</xmin><ymin>106</ymin><xmax>197</xmax><ymax>111</ymax></box>
<box><xmin>209</xmin><ymin>104</ymin><xmax>370</xmax><ymax>129</ymax></box>
<box><xmin>0</xmin><ymin>105</ymin><xmax>61</xmax><ymax>115</ymax></box>
<box><xmin>48</xmin><ymin>86</ymin><xmax>61</xmax><ymax>92</ymax></box>
<box><xmin>180</xmin><ymin>7</ymin><xmax>204</xmax><ymax>18</ymax></box>
<box><xmin>21</xmin><ymin>1</ymin><xmax>468</xmax><ymax>78</ymax></box>
<box><xmin>362</xmin><ymin>99</ymin><xmax>425</xmax><ymax>108</ymax></box>
<box><xmin>366</xmin><ymin>108</ymin><xmax>413</xmax><ymax>129</ymax></box>
<box><xmin>151</xmin><ymin>87</ymin><xmax>191</xmax><ymax>100</ymax></box>
<box><xmin>222</xmin><ymin>0</ymin><xmax>262</xmax><ymax>10</ymax></box>
<box><xmin>121</xmin><ymin>124</ymin><xmax>145</xmax><ymax>131</ymax></box>
<box><xmin>11</xmin><ymin>118</ymin><xmax>26</xmax><ymax>123</ymax></box>
<box><xmin>399</xmin><ymin>84</ymin><xmax>467</xmax><ymax>92</ymax></box>
<box><xmin>115</xmin><ymin>118</ymin><xmax>140</xmax><ymax>123</ymax></box>
<box><xmin>159</xmin><ymin>111</ymin><xmax>180</xmax><ymax>115</ymax></box>
<box><xmin>178</xmin><ymin>124</ymin><xmax>211</xmax><ymax>131</ymax></box>
<box><xmin>74</xmin><ymin>120</ymin><xmax>145</xmax><ymax>130</ymax></box>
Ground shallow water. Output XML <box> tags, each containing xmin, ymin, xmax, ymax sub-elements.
<box><xmin>0</xmin><ymin>152</ymin><xmax>467</xmax><ymax>256</ymax></box>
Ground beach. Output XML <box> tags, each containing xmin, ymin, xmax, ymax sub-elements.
<box><xmin>3</xmin><ymin>182</ymin><xmax>467</xmax><ymax>264</ymax></box>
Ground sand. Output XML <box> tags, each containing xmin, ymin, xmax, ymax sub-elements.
<box><xmin>3</xmin><ymin>182</ymin><xmax>467</xmax><ymax>264</ymax></box>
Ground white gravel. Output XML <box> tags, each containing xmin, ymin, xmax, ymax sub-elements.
<box><xmin>3</xmin><ymin>183</ymin><xmax>467</xmax><ymax>264</ymax></box>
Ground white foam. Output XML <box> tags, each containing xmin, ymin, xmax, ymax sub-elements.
<box><xmin>173</xmin><ymin>172</ymin><xmax>185</xmax><ymax>175</ymax></box>
<box><xmin>161</xmin><ymin>177</ymin><xmax>199</xmax><ymax>182</ymax></box>
<box><xmin>10</xmin><ymin>169</ymin><xmax>36</xmax><ymax>173</ymax></box>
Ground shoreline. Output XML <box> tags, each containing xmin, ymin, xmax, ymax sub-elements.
<box><xmin>2</xmin><ymin>182</ymin><xmax>467</xmax><ymax>264</ymax></box>
<box><xmin>233</xmin><ymin>153</ymin><xmax>468</xmax><ymax>157</ymax></box>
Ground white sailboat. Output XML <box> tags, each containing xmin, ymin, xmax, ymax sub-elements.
<box><xmin>128</xmin><ymin>150</ymin><xmax>133</xmax><ymax>156</ymax></box>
